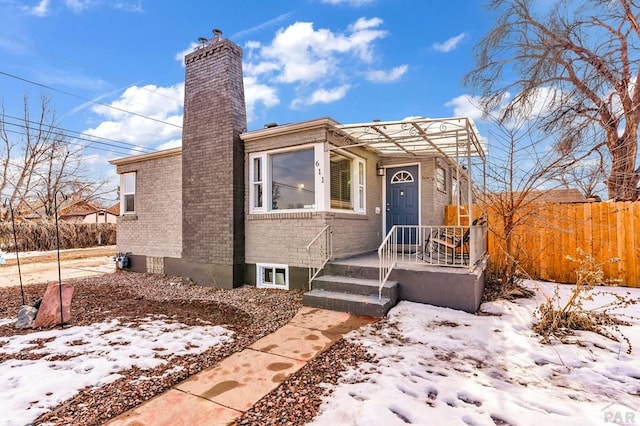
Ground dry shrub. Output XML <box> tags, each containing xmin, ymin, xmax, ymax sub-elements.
<box><xmin>0</xmin><ymin>221</ymin><xmax>115</xmax><ymax>251</ymax></box>
<box><xmin>533</xmin><ymin>248</ymin><xmax>638</xmax><ymax>353</ymax></box>
<box><xmin>482</xmin><ymin>261</ymin><xmax>535</xmax><ymax>303</ymax></box>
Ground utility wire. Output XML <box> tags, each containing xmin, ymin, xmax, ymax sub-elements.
<box><xmin>2</xmin><ymin>120</ymin><xmax>152</xmax><ymax>155</ymax></box>
<box><xmin>1</xmin><ymin>114</ymin><xmax>156</xmax><ymax>154</ymax></box>
<box><xmin>2</xmin><ymin>127</ymin><xmax>147</xmax><ymax>157</ymax></box>
<box><xmin>0</xmin><ymin>70</ymin><xmax>183</xmax><ymax>129</ymax></box>
<box><xmin>0</xmin><ymin>32</ymin><xmax>185</xmax><ymax>105</ymax></box>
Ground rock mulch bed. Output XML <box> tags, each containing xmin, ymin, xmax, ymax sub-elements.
<box><xmin>0</xmin><ymin>272</ymin><xmax>376</xmax><ymax>425</ymax></box>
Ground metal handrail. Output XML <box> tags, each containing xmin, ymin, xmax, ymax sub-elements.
<box><xmin>378</xmin><ymin>226</ymin><xmax>398</xmax><ymax>300</ymax></box>
<box><xmin>306</xmin><ymin>225</ymin><xmax>333</xmax><ymax>291</ymax></box>
<box><xmin>378</xmin><ymin>224</ymin><xmax>488</xmax><ymax>299</ymax></box>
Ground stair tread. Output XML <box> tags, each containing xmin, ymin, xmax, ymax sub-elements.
<box><xmin>314</xmin><ymin>274</ymin><xmax>397</xmax><ymax>288</ymax></box>
<box><xmin>305</xmin><ymin>289</ymin><xmax>392</xmax><ymax>305</ymax></box>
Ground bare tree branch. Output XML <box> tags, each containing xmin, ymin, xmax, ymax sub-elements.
<box><xmin>466</xmin><ymin>0</ymin><xmax>640</xmax><ymax>200</ymax></box>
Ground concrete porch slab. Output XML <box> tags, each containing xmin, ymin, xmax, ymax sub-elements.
<box><xmin>107</xmin><ymin>388</ymin><xmax>241</xmax><ymax>426</ymax></box>
<box><xmin>176</xmin><ymin>349</ymin><xmax>305</xmax><ymax>412</ymax></box>
<box><xmin>249</xmin><ymin>324</ymin><xmax>339</xmax><ymax>361</ymax></box>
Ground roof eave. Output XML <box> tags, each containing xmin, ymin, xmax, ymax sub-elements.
<box><xmin>241</xmin><ymin>117</ymin><xmax>341</xmax><ymax>142</ymax></box>
<box><xmin>109</xmin><ymin>147</ymin><xmax>182</xmax><ymax>166</ymax></box>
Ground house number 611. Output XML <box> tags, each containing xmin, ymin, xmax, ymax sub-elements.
<box><xmin>316</xmin><ymin>161</ymin><xmax>324</xmax><ymax>182</ymax></box>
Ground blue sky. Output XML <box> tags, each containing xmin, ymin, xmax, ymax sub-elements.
<box><xmin>0</xmin><ymin>0</ymin><xmax>496</xmax><ymax>185</ymax></box>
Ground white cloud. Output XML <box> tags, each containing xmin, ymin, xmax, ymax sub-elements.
<box><xmin>244</xmin><ymin>76</ymin><xmax>280</xmax><ymax>123</ymax></box>
<box><xmin>170</xmin><ymin>17</ymin><xmax>398</xmax><ymax>120</ymax></box>
<box><xmin>248</xmin><ymin>18</ymin><xmax>387</xmax><ymax>84</ymax></box>
<box><xmin>244</xmin><ymin>60</ymin><xmax>280</xmax><ymax>76</ymax></box>
<box><xmin>85</xmin><ymin>83</ymin><xmax>184</xmax><ymax>147</ymax></box>
<box><xmin>157</xmin><ymin>138</ymin><xmax>182</xmax><ymax>150</ymax></box>
<box><xmin>348</xmin><ymin>16</ymin><xmax>381</xmax><ymax>31</ymax></box>
<box><xmin>445</xmin><ymin>94</ymin><xmax>486</xmax><ymax>120</ymax></box>
<box><xmin>113</xmin><ymin>1</ymin><xmax>143</xmax><ymax>12</ymax></box>
<box><xmin>64</xmin><ymin>0</ymin><xmax>91</xmax><ymax>13</ymax></box>
<box><xmin>320</xmin><ymin>0</ymin><xmax>374</xmax><ymax>6</ymax></box>
<box><xmin>292</xmin><ymin>84</ymin><xmax>350</xmax><ymax>108</ymax></box>
<box><xmin>22</xmin><ymin>0</ymin><xmax>142</xmax><ymax>16</ymax></box>
<box><xmin>365</xmin><ymin>65</ymin><xmax>408</xmax><ymax>83</ymax></box>
<box><xmin>433</xmin><ymin>32</ymin><xmax>467</xmax><ymax>53</ymax></box>
<box><xmin>24</xmin><ymin>0</ymin><xmax>51</xmax><ymax>16</ymax></box>
<box><xmin>174</xmin><ymin>42</ymin><xmax>199</xmax><ymax>67</ymax></box>
<box><xmin>446</xmin><ymin>88</ymin><xmax>564</xmax><ymax>124</ymax></box>
<box><xmin>240</xmin><ymin>16</ymin><xmax>402</xmax><ymax>116</ymax></box>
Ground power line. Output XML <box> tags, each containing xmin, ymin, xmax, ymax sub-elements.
<box><xmin>0</xmin><ymin>32</ymin><xmax>185</xmax><ymax>105</ymax></box>
<box><xmin>2</xmin><ymin>119</ymin><xmax>153</xmax><ymax>155</ymax></box>
<box><xmin>2</xmin><ymin>127</ymin><xmax>146</xmax><ymax>157</ymax></box>
<box><xmin>0</xmin><ymin>70</ymin><xmax>183</xmax><ymax>130</ymax></box>
<box><xmin>1</xmin><ymin>113</ymin><xmax>156</xmax><ymax>154</ymax></box>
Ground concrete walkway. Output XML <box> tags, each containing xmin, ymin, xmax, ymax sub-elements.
<box><xmin>108</xmin><ymin>307</ymin><xmax>375</xmax><ymax>426</ymax></box>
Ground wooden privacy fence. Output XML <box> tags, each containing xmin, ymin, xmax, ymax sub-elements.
<box><xmin>445</xmin><ymin>202</ymin><xmax>640</xmax><ymax>287</ymax></box>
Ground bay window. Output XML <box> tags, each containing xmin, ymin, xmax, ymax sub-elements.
<box><xmin>249</xmin><ymin>145</ymin><xmax>365</xmax><ymax>213</ymax></box>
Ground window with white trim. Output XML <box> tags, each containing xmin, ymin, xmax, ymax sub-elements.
<box><xmin>436</xmin><ymin>165</ymin><xmax>446</xmax><ymax>193</ymax></box>
<box><xmin>357</xmin><ymin>160</ymin><xmax>365</xmax><ymax>212</ymax></box>
<box><xmin>249</xmin><ymin>148</ymin><xmax>316</xmax><ymax>213</ymax></box>
<box><xmin>120</xmin><ymin>172</ymin><xmax>136</xmax><ymax>214</ymax></box>
<box><xmin>249</xmin><ymin>146</ymin><xmax>365</xmax><ymax>213</ymax></box>
<box><xmin>257</xmin><ymin>263</ymin><xmax>289</xmax><ymax>289</ymax></box>
<box><xmin>330</xmin><ymin>151</ymin><xmax>366</xmax><ymax>212</ymax></box>
<box><xmin>391</xmin><ymin>170</ymin><xmax>414</xmax><ymax>183</ymax></box>
<box><xmin>251</xmin><ymin>154</ymin><xmax>265</xmax><ymax>211</ymax></box>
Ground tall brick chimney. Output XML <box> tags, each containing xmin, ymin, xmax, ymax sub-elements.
<box><xmin>181</xmin><ymin>29</ymin><xmax>246</xmax><ymax>288</ymax></box>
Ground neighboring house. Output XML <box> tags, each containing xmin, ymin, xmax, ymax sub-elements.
<box><xmin>109</xmin><ymin>30</ymin><xmax>488</xmax><ymax>314</ymax></box>
<box><xmin>525</xmin><ymin>188</ymin><xmax>588</xmax><ymax>203</ymax></box>
<box><xmin>487</xmin><ymin>188</ymin><xmax>588</xmax><ymax>205</ymax></box>
<box><xmin>11</xmin><ymin>198</ymin><xmax>117</xmax><ymax>223</ymax></box>
<box><xmin>58</xmin><ymin>200</ymin><xmax>118</xmax><ymax>224</ymax></box>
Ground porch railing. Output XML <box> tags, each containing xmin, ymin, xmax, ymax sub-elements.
<box><xmin>378</xmin><ymin>224</ymin><xmax>488</xmax><ymax>297</ymax></box>
<box><xmin>378</xmin><ymin>225</ymin><xmax>399</xmax><ymax>299</ymax></box>
<box><xmin>306</xmin><ymin>225</ymin><xmax>333</xmax><ymax>291</ymax></box>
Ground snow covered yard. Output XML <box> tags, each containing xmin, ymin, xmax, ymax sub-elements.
<box><xmin>311</xmin><ymin>281</ymin><xmax>640</xmax><ymax>426</ymax></box>
<box><xmin>0</xmin><ymin>318</ymin><xmax>232</xmax><ymax>426</ymax></box>
<box><xmin>0</xmin><ymin>274</ymin><xmax>303</xmax><ymax>425</ymax></box>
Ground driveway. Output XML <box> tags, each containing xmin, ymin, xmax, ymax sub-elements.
<box><xmin>0</xmin><ymin>246</ymin><xmax>115</xmax><ymax>288</ymax></box>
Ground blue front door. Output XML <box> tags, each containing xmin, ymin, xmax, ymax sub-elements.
<box><xmin>385</xmin><ymin>165</ymin><xmax>419</xmax><ymax>241</ymax></box>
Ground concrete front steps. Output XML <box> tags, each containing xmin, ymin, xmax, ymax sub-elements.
<box><xmin>303</xmin><ymin>262</ymin><xmax>398</xmax><ymax>317</ymax></box>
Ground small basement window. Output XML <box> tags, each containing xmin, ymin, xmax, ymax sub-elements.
<box><xmin>257</xmin><ymin>263</ymin><xmax>289</xmax><ymax>290</ymax></box>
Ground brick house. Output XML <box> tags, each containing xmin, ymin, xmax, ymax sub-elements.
<box><xmin>110</xmin><ymin>31</ymin><xmax>488</xmax><ymax>314</ymax></box>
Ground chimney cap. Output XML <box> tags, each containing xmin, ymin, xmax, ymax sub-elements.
<box><xmin>264</xmin><ymin>122</ymin><xmax>278</xmax><ymax>129</ymax></box>
<box><xmin>213</xmin><ymin>28</ymin><xmax>223</xmax><ymax>39</ymax></box>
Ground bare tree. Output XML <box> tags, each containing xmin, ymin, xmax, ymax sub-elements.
<box><xmin>560</xmin><ymin>151</ymin><xmax>608</xmax><ymax>200</ymax></box>
<box><xmin>466</xmin><ymin>0</ymin><xmax>640</xmax><ymax>200</ymax></box>
<box><xmin>480</xmin><ymin>113</ymin><xmax>587</xmax><ymax>290</ymax></box>
<box><xmin>1</xmin><ymin>96</ymin><xmax>58</xmax><ymax>217</ymax></box>
<box><xmin>0</xmin><ymin>95</ymin><xmax>111</xmax><ymax>220</ymax></box>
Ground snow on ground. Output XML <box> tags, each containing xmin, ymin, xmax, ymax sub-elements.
<box><xmin>0</xmin><ymin>318</ymin><xmax>233</xmax><ymax>426</ymax></box>
<box><xmin>312</xmin><ymin>281</ymin><xmax>640</xmax><ymax>426</ymax></box>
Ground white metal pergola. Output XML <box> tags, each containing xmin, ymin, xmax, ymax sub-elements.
<box><xmin>328</xmin><ymin>116</ymin><xmax>487</xmax><ymax>226</ymax></box>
